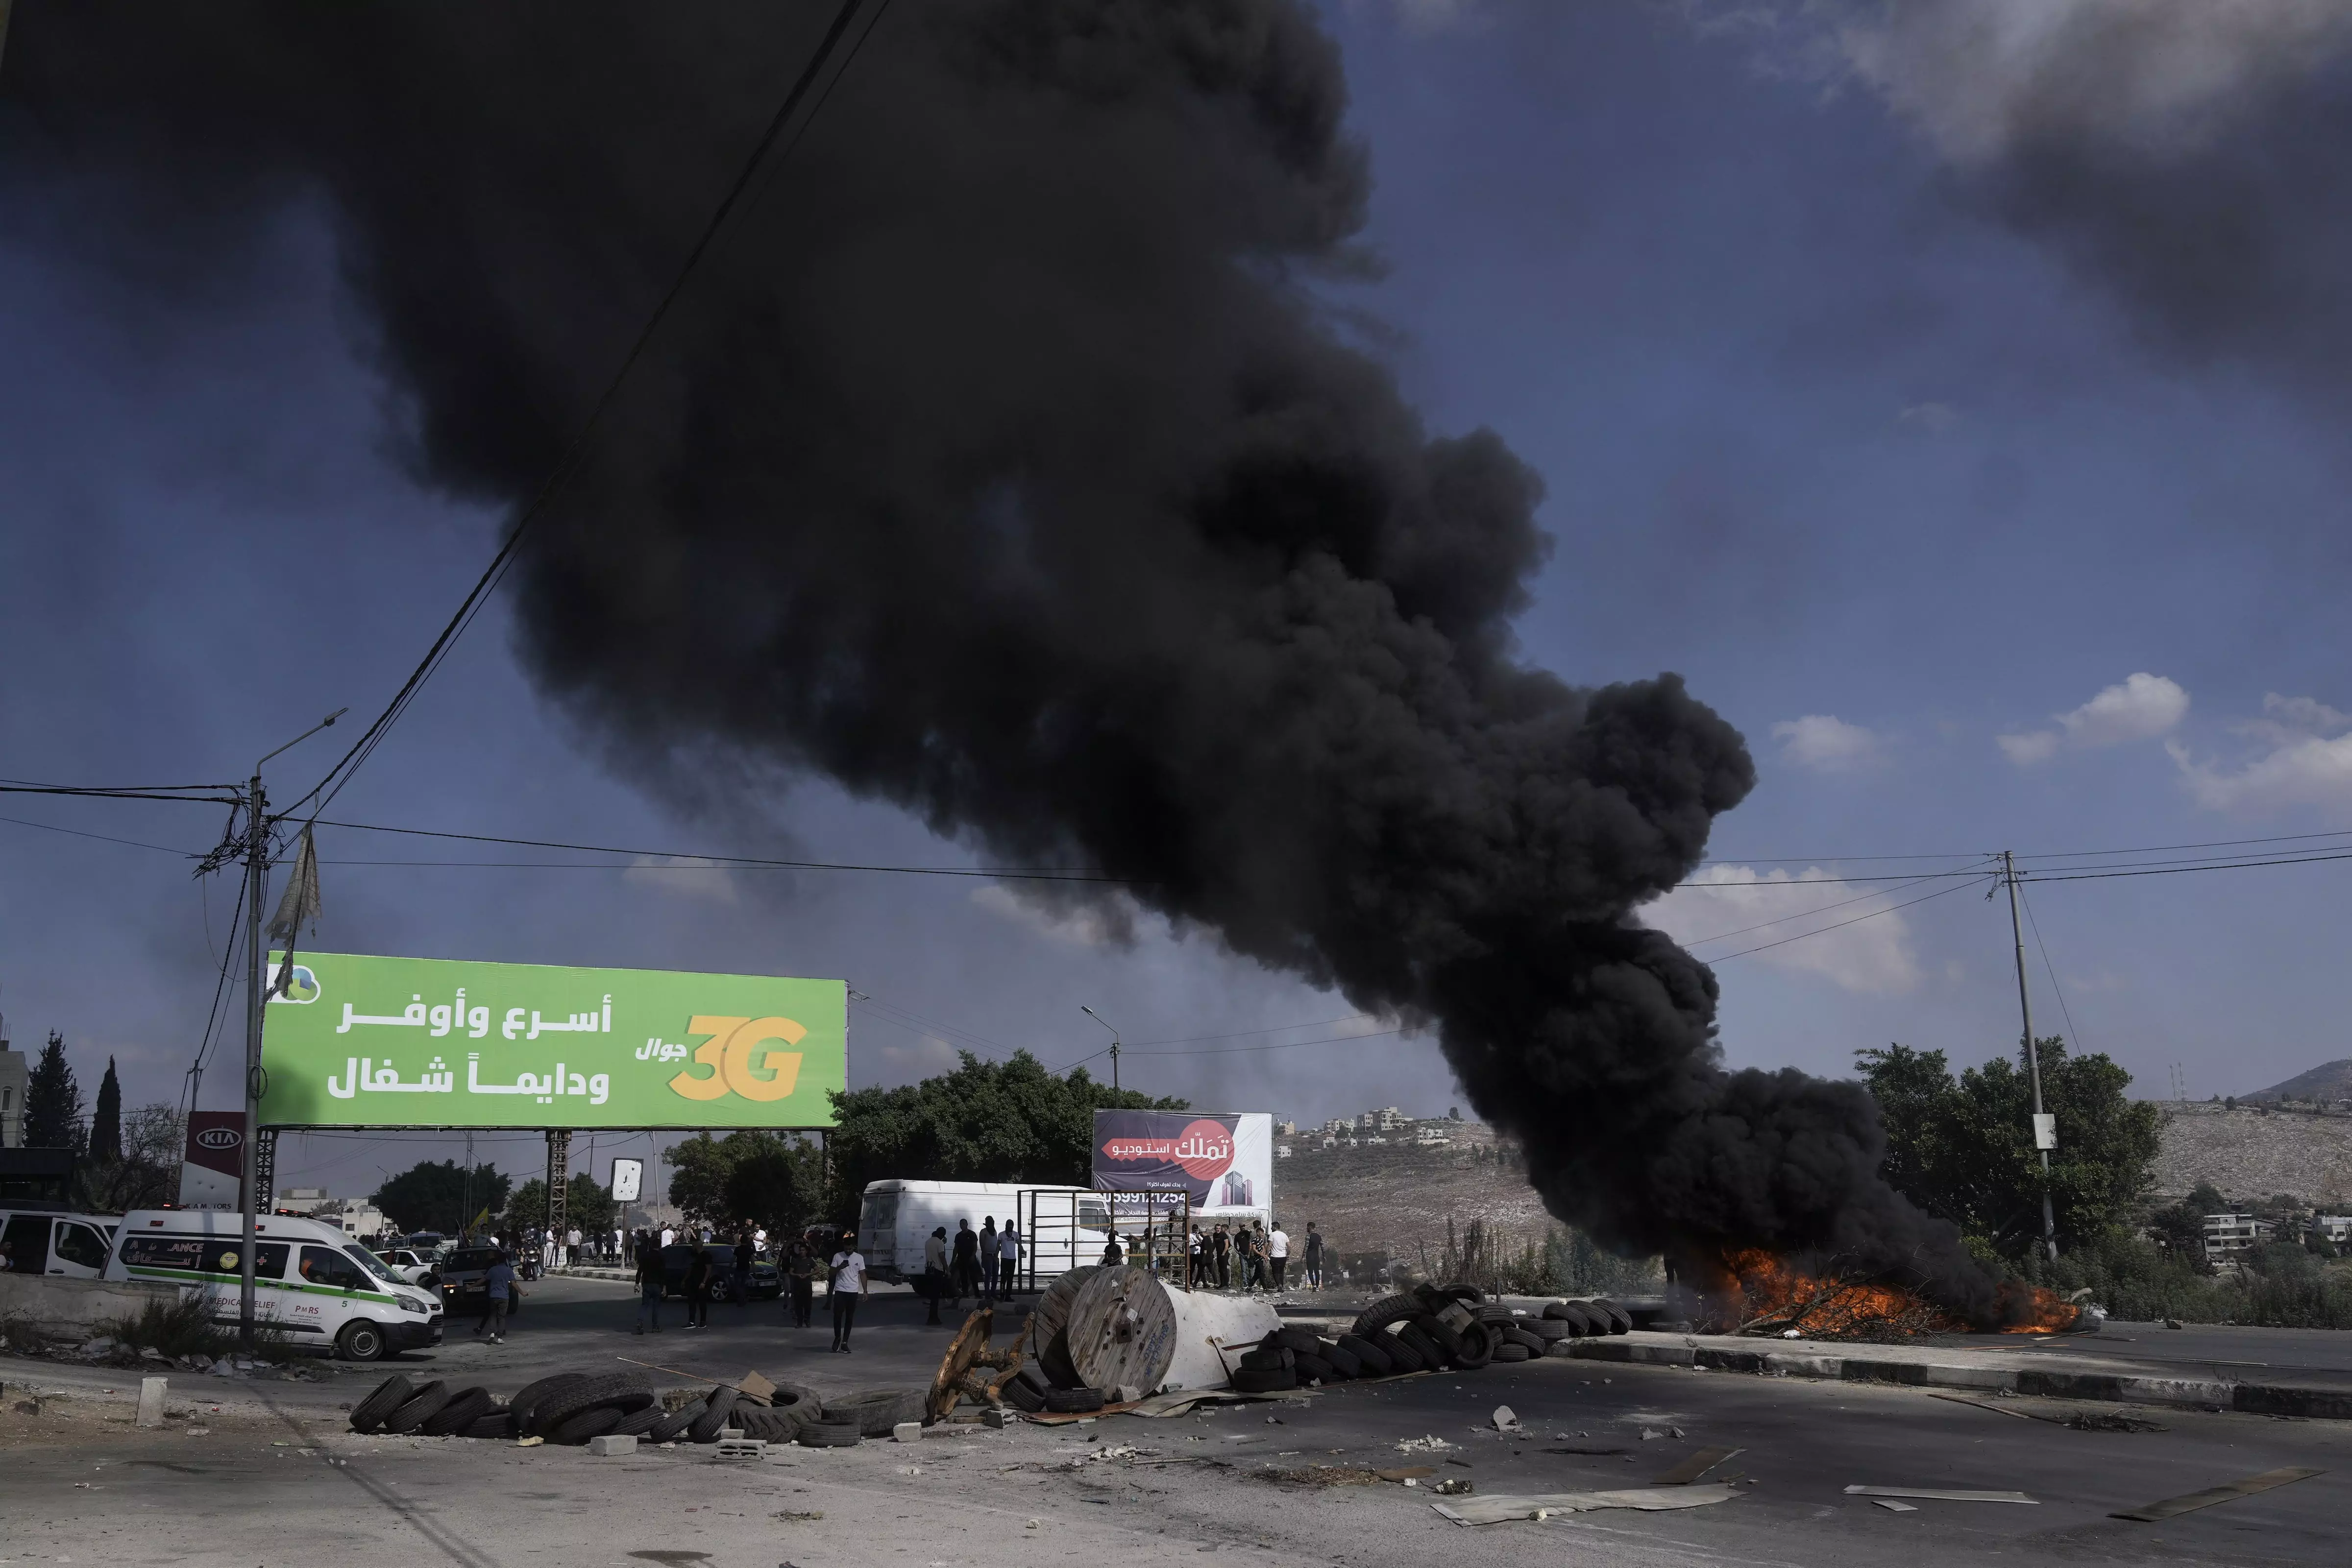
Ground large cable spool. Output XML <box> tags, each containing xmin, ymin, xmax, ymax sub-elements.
<box><xmin>1057</xmin><ymin>1266</ymin><xmax>1279</xmax><ymax>1394</ymax></box>
<box><xmin>1028</xmin><ymin>1264</ymin><xmax>1100</xmax><ymax>1388</ymax></box>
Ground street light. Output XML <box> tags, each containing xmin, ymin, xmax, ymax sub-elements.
<box><xmin>1080</xmin><ymin>1005</ymin><xmax>1122</xmax><ymax>1091</ymax></box>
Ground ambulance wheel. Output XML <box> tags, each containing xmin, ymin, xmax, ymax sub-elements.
<box><xmin>337</xmin><ymin>1321</ymin><xmax>388</xmax><ymax>1362</ymax></box>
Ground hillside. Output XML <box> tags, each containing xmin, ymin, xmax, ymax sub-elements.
<box><xmin>1268</xmin><ymin>1118</ymin><xmax>1553</xmax><ymax>1271</ymax></box>
<box><xmin>2149</xmin><ymin>1100</ymin><xmax>2352</xmax><ymax>1207</ymax></box>
<box><xmin>2246</xmin><ymin>1060</ymin><xmax>2352</xmax><ymax>1105</ymax></box>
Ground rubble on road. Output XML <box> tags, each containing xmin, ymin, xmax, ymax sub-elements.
<box><xmin>1431</xmin><ymin>1483</ymin><xmax>1741</xmax><ymax>1524</ymax></box>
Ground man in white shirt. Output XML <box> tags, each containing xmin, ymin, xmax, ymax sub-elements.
<box><xmin>1268</xmin><ymin>1224</ymin><xmax>1290</xmax><ymax>1291</ymax></box>
<box><xmin>829</xmin><ymin>1231</ymin><xmax>866</xmax><ymax>1353</ymax></box>
<box><xmin>660</xmin><ymin>1225</ymin><xmax>676</xmax><ymax>1250</ymax></box>
<box><xmin>998</xmin><ymin>1221</ymin><xmax>1021</xmax><ymax>1295</ymax></box>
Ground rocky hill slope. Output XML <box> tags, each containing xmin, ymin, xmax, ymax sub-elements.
<box><xmin>2151</xmin><ymin>1100</ymin><xmax>2352</xmax><ymax>1207</ymax></box>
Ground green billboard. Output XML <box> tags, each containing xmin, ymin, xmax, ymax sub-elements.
<box><xmin>259</xmin><ymin>952</ymin><xmax>845</xmax><ymax>1130</ymax></box>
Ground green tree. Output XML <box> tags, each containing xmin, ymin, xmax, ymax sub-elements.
<box><xmin>24</xmin><ymin>1030</ymin><xmax>84</xmax><ymax>1151</ymax></box>
<box><xmin>372</xmin><ymin>1160</ymin><xmax>510</xmax><ymax>1235</ymax></box>
<box><xmin>1856</xmin><ymin>1037</ymin><xmax>2162</xmax><ymax>1263</ymax></box>
<box><xmin>90</xmin><ymin>1058</ymin><xmax>122</xmax><ymax>1164</ymax></box>
<box><xmin>822</xmin><ymin>1050</ymin><xmax>1182</xmax><ymax>1223</ymax></box>
<box><xmin>500</xmin><ymin>1173</ymin><xmax>615</xmax><ymax>1239</ymax></box>
<box><xmin>663</xmin><ymin>1131</ymin><xmax>822</xmax><ymax>1230</ymax></box>
<box><xmin>77</xmin><ymin>1103</ymin><xmax>183</xmax><ymax>1213</ymax></box>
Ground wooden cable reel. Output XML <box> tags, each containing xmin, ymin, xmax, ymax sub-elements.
<box><xmin>1031</xmin><ymin>1264</ymin><xmax>1099</xmax><ymax>1388</ymax></box>
<box><xmin>927</xmin><ymin>1305</ymin><xmax>1029</xmax><ymax>1422</ymax></box>
<box><xmin>1065</xmin><ymin>1264</ymin><xmax>1178</xmax><ymax>1396</ymax></box>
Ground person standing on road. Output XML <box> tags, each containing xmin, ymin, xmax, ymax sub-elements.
<box><xmin>1302</xmin><ymin>1223</ymin><xmax>1323</xmax><ymax>1290</ymax></box>
<box><xmin>635</xmin><ymin>1231</ymin><xmax>665</xmax><ymax>1333</ymax></box>
<box><xmin>998</xmin><ymin>1219</ymin><xmax>1020</xmax><ymax>1296</ymax></box>
<box><xmin>472</xmin><ymin>1251</ymin><xmax>517</xmax><ymax>1343</ymax></box>
<box><xmin>786</xmin><ymin>1238</ymin><xmax>817</xmax><ymax>1328</ymax></box>
<box><xmin>1211</xmin><ymin>1223</ymin><xmax>1231</xmax><ymax>1289</ymax></box>
<box><xmin>979</xmin><ymin>1216</ymin><xmax>999</xmax><ymax>1301</ymax></box>
<box><xmin>684</xmin><ymin>1244</ymin><xmax>713</xmax><ymax>1329</ymax></box>
<box><xmin>830</xmin><ymin>1231</ymin><xmax>866</xmax><ymax>1353</ymax></box>
<box><xmin>951</xmin><ymin>1218</ymin><xmax>980</xmax><ymax>1306</ymax></box>
<box><xmin>733</xmin><ymin>1229</ymin><xmax>755</xmax><ymax>1306</ymax></box>
<box><xmin>1267</xmin><ymin>1223</ymin><xmax>1289</xmax><ymax>1292</ymax></box>
<box><xmin>1188</xmin><ymin>1226</ymin><xmax>1206</xmax><ymax>1287</ymax></box>
<box><xmin>922</xmin><ymin>1226</ymin><xmax>950</xmax><ymax>1326</ymax></box>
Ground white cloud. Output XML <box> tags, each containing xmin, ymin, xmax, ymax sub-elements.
<box><xmin>1999</xmin><ymin>672</ymin><xmax>2188</xmax><ymax>765</ymax></box>
<box><xmin>1770</xmin><ymin>714</ymin><xmax>1885</xmax><ymax>772</ymax></box>
<box><xmin>621</xmin><ymin>855</ymin><xmax>739</xmax><ymax>904</ymax></box>
<box><xmin>969</xmin><ymin>884</ymin><xmax>1137</xmax><ymax>947</ymax></box>
<box><xmin>1899</xmin><ymin>401</ymin><xmax>1960</xmax><ymax>434</ymax></box>
<box><xmin>1720</xmin><ymin>1</ymin><xmax>2352</xmax><ymax>165</ymax></box>
<box><xmin>1640</xmin><ymin>865</ymin><xmax>1922</xmax><ymax>996</ymax></box>
<box><xmin>2173</xmin><ymin>693</ymin><xmax>2352</xmax><ymax>813</ymax></box>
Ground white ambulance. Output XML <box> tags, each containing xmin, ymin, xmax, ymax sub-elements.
<box><xmin>103</xmin><ymin>1208</ymin><xmax>442</xmax><ymax>1361</ymax></box>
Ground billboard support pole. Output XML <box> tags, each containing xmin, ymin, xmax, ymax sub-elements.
<box><xmin>545</xmin><ymin>1130</ymin><xmax>571</xmax><ymax>1267</ymax></box>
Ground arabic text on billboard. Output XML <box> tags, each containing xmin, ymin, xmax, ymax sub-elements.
<box><xmin>260</xmin><ymin>952</ymin><xmax>845</xmax><ymax>1130</ymax></box>
<box><xmin>1092</xmin><ymin>1110</ymin><xmax>1271</xmax><ymax>1216</ymax></box>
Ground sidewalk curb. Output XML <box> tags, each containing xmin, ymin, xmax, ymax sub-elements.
<box><xmin>1555</xmin><ymin>1338</ymin><xmax>2352</xmax><ymax>1421</ymax></box>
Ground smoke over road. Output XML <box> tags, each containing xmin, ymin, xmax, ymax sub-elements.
<box><xmin>3</xmin><ymin>1</ymin><xmax>2000</xmax><ymax>1312</ymax></box>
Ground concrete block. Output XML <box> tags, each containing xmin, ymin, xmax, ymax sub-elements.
<box><xmin>983</xmin><ymin>1408</ymin><xmax>1010</xmax><ymax>1429</ymax></box>
<box><xmin>137</xmin><ymin>1376</ymin><xmax>168</xmax><ymax>1428</ymax></box>
<box><xmin>714</xmin><ymin>1437</ymin><xmax>766</xmax><ymax>1461</ymax></box>
<box><xmin>587</xmin><ymin>1433</ymin><xmax>637</xmax><ymax>1456</ymax></box>
<box><xmin>893</xmin><ymin>1422</ymin><xmax>923</xmax><ymax>1443</ymax></box>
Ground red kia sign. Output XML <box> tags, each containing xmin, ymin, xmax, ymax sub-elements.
<box><xmin>1093</xmin><ymin>1110</ymin><xmax>1271</xmax><ymax>1214</ymax></box>
<box><xmin>184</xmin><ymin>1111</ymin><xmax>246</xmax><ymax>1179</ymax></box>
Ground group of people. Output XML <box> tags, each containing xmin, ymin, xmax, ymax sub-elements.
<box><xmin>1182</xmin><ymin>1219</ymin><xmax>1322</xmax><ymax>1292</ymax></box>
<box><xmin>628</xmin><ymin>1225</ymin><xmax>865</xmax><ymax>1353</ymax></box>
<box><xmin>919</xmin><ymin>1216</ymin><xmax>1021</xmax><ymax>1324</ymax></box>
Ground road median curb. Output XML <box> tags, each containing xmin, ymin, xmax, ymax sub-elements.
<box><xmin>1555</xmin><ymin>1336</ymin><xmax>2351</xmax><ymax>1421</ymax></box>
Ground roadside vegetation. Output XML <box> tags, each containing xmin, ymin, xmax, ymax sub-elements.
<box><xmin>1861</xmin><ymin>1039</ymin><xmax>2352</xmax><ymax>1328</ymax></box>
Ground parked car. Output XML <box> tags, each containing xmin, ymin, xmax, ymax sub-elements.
<box><xmin>106</xmin><ymin>1207</ymin><xmax>442</xmax><ymax>1361</ymax></box>
<box><xmin>369</xmin><ymin>1246</ymin><xmax>439</xmax><ymax>1288</ymax></box>
<box><xmin>432</xmin><ymin>1246</ymin><xmax>524</xmax><ymax>1315</ymax></box>
<box><xmin>658</xmin><ymin>1243</ymin><xmax>780</xmax><ymax>1301</ymax></box>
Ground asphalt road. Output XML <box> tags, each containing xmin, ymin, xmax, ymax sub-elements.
<box><xmin>3</xmin><ymin>1281</ymin><xmax>2343</xmax><ymax>1568</ymax></box>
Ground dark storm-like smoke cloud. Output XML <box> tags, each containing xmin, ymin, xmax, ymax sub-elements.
<box><xmin>4</xmin><ymin>0</ymin><xmax>1998</xmax><ymax>1312</ymax></box>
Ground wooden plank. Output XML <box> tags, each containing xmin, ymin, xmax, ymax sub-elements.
<box><xmin>1431</xmin><ymin>1484</ymin><xmax>1741</xmax><ymax>1525</ymax></box>
<box><xmin>2110</xmin><ymin>1467</ymin><xmax>2324</xmax><ymax>1523</ymax></box>
<box><xmin>1844</xmin><ymin>1486</ymin><xmax>2036</xmax><ymax>1504</ymax></box>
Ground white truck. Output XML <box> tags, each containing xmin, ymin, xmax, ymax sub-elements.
<box><xmin>856</xmin><ymin>1180</ymin><xmax>1116</xmax><ymax>1288</ymax></box>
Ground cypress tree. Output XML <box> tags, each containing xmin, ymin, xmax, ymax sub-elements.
<box><xmin>91</xmin><ymin>1057</ymin><xmax>122</xmax><ymax>1163</ymax></box>
<box><xmin>24</xmin><ymin>1031</ymin><xmax>85</xmax><ymax>1151</ymax></box>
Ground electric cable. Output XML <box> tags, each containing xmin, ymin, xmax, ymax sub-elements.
<box><xmin>1705</xmin><ymin>872</ymin><xmax>1992</xmax><ymax>963</ymax></box>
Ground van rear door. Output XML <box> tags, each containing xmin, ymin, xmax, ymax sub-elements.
<box><xmin>49</xmin><ymin>1218</ymin><xmax>112</xmax><ymax>1278</ymax></box>
<box><xmin>2</xmin><ymin>1212</ymin><xmax>49</xmax><ymax>1273</ymax></box>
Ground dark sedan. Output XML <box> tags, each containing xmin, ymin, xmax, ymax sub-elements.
<box><xmin>433</xmin><ymin>1246</ymin><xmax>525</xmax><ymax>1314</ymax></box>
<box><xmin>659</xmin><ymin>1243</ymin><xmax>781</xmax><ymax>1301</ymax></box>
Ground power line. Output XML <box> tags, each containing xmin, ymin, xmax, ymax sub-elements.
<box><xmin>1676</xmin><ymin>861</ymin><xmax>1996</xmax><ymax>947</ymax></box>
<box><xmin>2021</xmin><ymin>848</ymin><xmax>2352</xmax><ymax>884</ymax></box>
<box><xmin>0</xmin><ymin>813</ymin><xmax>199</xmax><ymax>857</ymax></box>
<box><xmin>2016</xmin><ymin>879</ymin><xmax>2087</xmax><ymax>1055</ymax></box>
<box><xmin>1706</xmin><ymin>874</ymin><xmax>1990</xmax><ymax>963</ymax></box>
<box><xmin>284</xmin><ymin>0</ymin><xmax>881</xmax><ymax>823</ymax></box>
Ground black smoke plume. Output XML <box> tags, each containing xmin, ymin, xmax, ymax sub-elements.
<box><xmin>3</xmin><ymin>1</ymin><xmax>2001</xmax><ymax>1315</ymax></box>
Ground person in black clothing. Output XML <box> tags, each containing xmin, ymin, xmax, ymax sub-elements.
<box><xmin>951</xmin><ymin>1219</ymin><xmax>981</xmax><ymax>1306</ymax></box>
<box><xmin>732</xmin><ymin>1230</ymin><xmax>755</xmax><ymax>1305</ymax></box>
<box><xmin>683</xmin><ymin>1245</ymin><xmax>713</xmax><ymax>1328</ymax></box>
<box><xmin>1100</xmin><ymin>1234</ymin><xmax>1125</xmax><ymax>1265</ymax></box>
<box><xmin>1302</xmin><ymin>1222</ymin><xmax>1324</xmax><ymax>1290</ymax></box>
<box><xmin>786</xmin><ymin>1239</ymin><xmax>817</xmax><ymax>1328</ymax></box>
<box><xmin>1211</xmin><ymin>1223</ymin><xmax>1232</xmax><ymax>1289</ymax></box>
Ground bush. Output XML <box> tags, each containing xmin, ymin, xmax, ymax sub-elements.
<box><xmin>106</xmin><ymin>1293</ymin><xmax>236</xmax><ymax>1360</ymax></box>
<box><xmin>2052</xmin><ymin>1228</ymin><xmax>2352</xmax><ymax>1328</ymax></box>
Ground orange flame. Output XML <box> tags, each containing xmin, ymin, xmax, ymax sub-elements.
<box><xmin>1724</xmin><ymin>1250</ymin><xmax>2079</xmax><ymax>1339</ymax></box>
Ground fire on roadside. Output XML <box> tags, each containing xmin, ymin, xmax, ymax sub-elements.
<box><xmin>1721</xmin><ymin>1249</ymin><xmax>2078</xmax><ymax>1339</ymax></box>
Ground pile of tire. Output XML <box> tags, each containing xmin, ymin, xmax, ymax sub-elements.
<box><xmin>346</xmin><ymin>1372</ymin><xmax>925</xmax><ymax>1447</ymax></box>
<box><xmin>1336</xmin><ymin>1285</ymin><xmax>1629</xmax><ymax>1377</ymax></box>
<box><xmin>1229</xmin><ymin>1323</ymin><xmax>1389</xmax><ymax>1391</ymax></box>
<box><xmin>1001</xmin><ymin>1362</ymin><xmax>1105</xmax><ymax>1416</ymax></box>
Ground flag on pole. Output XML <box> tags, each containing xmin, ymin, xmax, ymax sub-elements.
<box><xmin>267</xmin><ymin>825</ymin><xmax>322</xmax><ymax>997</ymax></box>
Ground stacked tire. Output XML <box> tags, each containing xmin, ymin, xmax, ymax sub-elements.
<box><xmin>346</xmin><ymin>1370</ymin><xmax>858</xmax><ymax>1447</ymax></box>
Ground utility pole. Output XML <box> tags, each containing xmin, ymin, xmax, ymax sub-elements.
<box><xmin>237</xmin><ymin>762</ymin><xmax>267</xmax><ymax>1349</ymax></box>
<box><xmin>233</xmin><ymin>710</ymin><xmax>345</xmax><ymax>1350</ymax></box>
<box><xmin>2001</xmin><ymin>851</ymin><xmax>2059</xmax><ymax>1265</ymax></box>
<box><xmin>1081</xmin><ymin>1005</ymin><xmax>1121</xmax><ymax>1091</ymax></box>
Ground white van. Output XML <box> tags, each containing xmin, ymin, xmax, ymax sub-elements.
<box><xmin>104</xmin><ymin>1208</ymin><xmax>443</xmax><ymax>1362</ymax></box>
<box><xmin>0</xmin><ymin>1209</ymin><xmax>119</xmax><ymax>1279</ymax></box>
<box><xmin>856</xmin><ymin>1180</ymin><xmax>1111</xmax><ymax>1287</ymax></box>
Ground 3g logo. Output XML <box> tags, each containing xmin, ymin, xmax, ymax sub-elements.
<box><xmin>667</xmin><ymin>1015</ymin><xmax>807</xmax><ymax>1103</ymax></box>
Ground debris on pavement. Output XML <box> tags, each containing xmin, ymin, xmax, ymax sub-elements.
<box><xmin>1490</xmin><ymin>1406</ymin><xmax>1519</xmax><ymax>1432</ymax></box>
<box><xmin>1844</xmin><ymin>1486</ymin><xmax>2037</xmax><ymax>1504</ymax></box>
<box><xmin>1431</xmin><ymin>1477</ymin><xmax>1473</xmax><ymax>1496</ymax></box>
<box><xmin>2110</xmin><ymin>1467</ymin><xmax>2324</xmax><ymax>1523</ymax></box>
<box><xmin>1872</xmin><ymin>1500</ymin><xmax>1917</xmax><ymax>1513</ymax></box>
<box><xmin>1431</xmin><ymin>1483</ymin><xmax>1741</xmax><ymax>1525</ymax></box>
<box><xmin>1126</xmin><ymin>1389</ymin><xmax>1310</xmax><ymax>1419</ymax></box>
<box><xmin>1653</xmin><ymin>1447</ymin><xmax>1743</xmax><ymax>1486</ymax></box>
<box><xmin>1396</xmin><ymin>1435</ymin><xmax>1455</xmax><ymax>1453</ymax></box>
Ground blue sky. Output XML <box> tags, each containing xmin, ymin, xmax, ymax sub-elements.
<box><xmin>5</xmin><ymin>1</ymin><xmax>2351</xmax><ymax>1196</ymax></box>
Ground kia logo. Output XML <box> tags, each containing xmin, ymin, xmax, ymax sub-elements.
<box><xmin>195</xmin><ymin>1128</ymin><xmax>243</xmax><ymax>1150</ymax></box>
